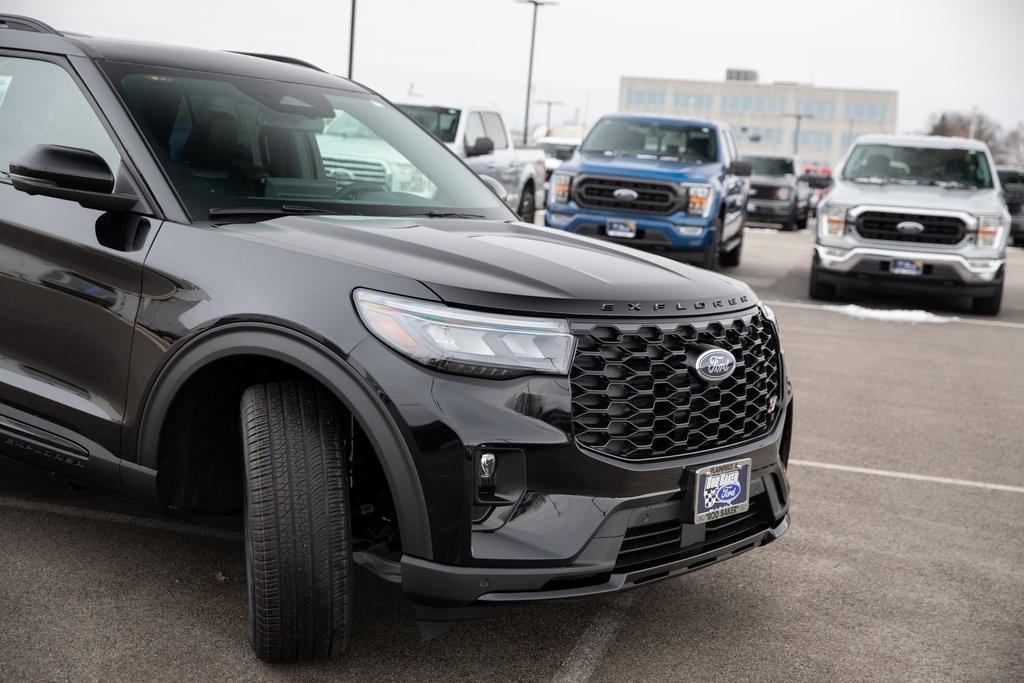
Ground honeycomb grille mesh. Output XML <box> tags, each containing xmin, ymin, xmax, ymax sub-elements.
<box><xmin>570</xmin><ymin>312</ymin><xmax>781</xmax><ymax>461</ymax></box>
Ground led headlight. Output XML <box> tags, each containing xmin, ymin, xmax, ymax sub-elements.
<box><xmin>775</xmin><ymin>187</ymin><xmax>792</xmax><ymax>201</ymax></box>
<box><xmin>354</xmin><ymin>289</ymin><xmax>576</xmax><ymax>378</ymax></box>
<box><xmin>818</xmin><ymin>203</ymin><xmax>849</xmax><ymax>238</ymax></box>
<box><xmin>975</xmin><ymin>215</ymin><xmax>1006</xmax><ymax>249</ymax></box>
<box><xmin>685</xmin><ymin>185</ymin><xmax>714</xmax><ymax>217</ymax></box>
<box><xmin>550</xmin><ymin>172</ymin><xmax>573</xmax><ymax>204</ymax></box>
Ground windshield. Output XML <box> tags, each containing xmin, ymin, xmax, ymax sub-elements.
<box><xmin>537</xmin><ymin>142</ymin><xmax>578</xmax><ymax>161</ymax></box>
<box><xmin>398</xmin><ymin>105</ymin><xmax>461</xmax><ymax>144</ymax></box>
<box><xmin>580</xmin><ymin>118</ymin><xmax>718</xmax><ymax>163</ymax></box>
<box><xmin>743</xmin><ymin>156</ymin><xmax>795</xmax><ymax>176</ymax></box>
<box><xmin>842</xmin><ymin>143</ymin><xmax>993</xmax><ymax>189</ymax></box>
<box><xmin>103</xmin><ymin>65</ymin><xmax>507</xmax><ymax>220</ymax></box>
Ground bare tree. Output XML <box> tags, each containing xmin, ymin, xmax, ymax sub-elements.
<box><xmin>927</xmin><ymin>111</ymin><xmax>1024</xmax><ymax>166</ymax></box>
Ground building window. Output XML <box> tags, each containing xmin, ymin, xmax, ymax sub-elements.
<box><xmin>721</xmin><ymin>95</ymin><xmax>785</xmax><ymax>115</ymax></box>
<box><xmin>795</xmin><ymin>99</ymin><xmax>836</xmax><ymax>120</ymax></box>
<box><xmin>673</xmin><ymin>92</ymin><xmax>712</xmax><ymax>110</ymax></box>
<box><xmin>794</xmin><ymin>130</ymin><xmax>833</xmax><ymax>148</ymax></box>
<box><xmin>844</xmin><ymin>102</ymin><xmax>888</xmax><ymax>122</ymax></box>
<box><xmin>627</xmin><ymin>89</ymin><xmax>666</xmax><ymax>107</ymax></box>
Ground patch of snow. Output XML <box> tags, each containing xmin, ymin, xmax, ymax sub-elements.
<box><xmin>822</xmin><ymin>304</ymin><xmax>954</xmax><ymax>324</ymax></box>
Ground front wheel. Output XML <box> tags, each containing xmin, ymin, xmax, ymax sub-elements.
<box><xmin>720</xmin><ymin>231</ymin><xmax>743</xmax><ymax>267</ymax></box>
<box><xmin>808</xmin><ymin>266</ymin><xmax>836</xmax><ymax>301</ymax></box>
<box><xmin>241</xmin><ymin>381</ymin><xmax>354</xmax><ymax>663</ymax></box>
<box><xmin>517</xmin><ymin>183</ymin><xmax>536</xmax><ymax>222</ymax></box>
<box><xmin>699</xmin><ymin>223</ymin><xmax>722</xmax><ymax>271</ymax></box>
<box><xmin>971</xmin><ymin>284</ymin><xmax>1003</xmax><ymax>316</ymax></box>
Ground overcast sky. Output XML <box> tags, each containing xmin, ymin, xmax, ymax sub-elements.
<box><xmin>13</xmin><ymin>0</ymin><xmax>1024</xmax><ymax>134</ymax></box>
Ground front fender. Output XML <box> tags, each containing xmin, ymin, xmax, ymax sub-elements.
<box><xmin>124</xmin><ymin>321</ymin><xmax>434</xmax><ymax>559</ymax></box>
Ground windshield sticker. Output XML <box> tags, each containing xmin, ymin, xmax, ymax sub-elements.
<box><xmin>0</xmin><ymin>75</ymin><xmax>12</xmax><ymax>108</ymax></box>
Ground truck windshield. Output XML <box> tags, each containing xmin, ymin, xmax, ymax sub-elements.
<box><xmin>744</xmin><ymin>157</ymin><xmax>795</xmax><ymax>176</ymax></box>
<box><xmin>581</xmin><ymin>118</ymin><xmax>718</xmax><ymax>163</ymax></box>
<box><xmin>102</xmin><ymin>64</ymin><xmax>507</xmax><ymax>220</ymax></box>
<box><xmin>398</xmin><ymin>105</ymin><xmax>462</xmax><ymax>144</ymax></box>
<box><xmin>842</xmin><ymin>143</ymin><xmax>994</xmax><ymax>189</ymax></box>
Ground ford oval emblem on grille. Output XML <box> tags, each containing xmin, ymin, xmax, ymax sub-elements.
<box><xmin>613</xmin><ymin>188</ymin><xmax>639</xmax><ymax>201</ymax></box>
<box><xmin>896</xmin><ymin>221</ymin><xmax>925</xmax><ymax>235</ymax></box>
<box><xmin>694</xmin><ymin>348</ymin><xmax>736</xmax><ymax>383</ymax></box>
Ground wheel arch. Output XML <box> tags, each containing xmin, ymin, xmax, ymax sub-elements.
<box><xmin>129</xmin><ymin>321</ymin><xmax>433</xmax><ymax>559</ymax></box>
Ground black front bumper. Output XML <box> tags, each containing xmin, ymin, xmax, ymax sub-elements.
<box><xmin>348</xmin><ymin>314</ymin><xmax>793</xmax><ymax>609</ymax></box>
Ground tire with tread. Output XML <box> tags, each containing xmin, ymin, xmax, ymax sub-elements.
<box><xmin>971</xmin><ymin>284</ymin><xmax>1003</xmax><ymax>316</ymax></box>
<box><xmin>720</xmin><ymin>231</ymin><xmax>743</xmax><ymax>267</ymax></box>
<box><xmin>241</xmin><ymin>381</ymin><xmax>353</xmax><ymax>663</ymax></box>
<box><xmin>517</xmin><ymin>183</ymin><xmax>536</xmax><ymax>222</ymax></box>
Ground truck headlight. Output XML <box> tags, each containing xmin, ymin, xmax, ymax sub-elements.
<box><xmin>551</xmin><ymin>172</ymin><xmax>573</xmax><ymax>204</ymax></box>
<box><xmin>354</xmin><ymin>289</ymin><xmax>576</xmax><ymax>378</ymax></box>
<box><xmin>819</xmin><ymin>203</ymin><xmax>849</xmax><ymax>238</ymax></box>
<box><xmin>975</xmin><ymin>215</ymin><xmax>1006</xmax><ymax>249</ymax></box>
<box><xmin>390</xmin><ymin>162</ymin><xmax>431</xmax><ymax>196</ymax></box>
<box><xmin>685</xmin><ymin>185</ymin><xmax>714</xmax><ymax>217</ymax></box>
<box><xmin>775</xmin><ymin>187</ymin><xmax>792</xmax><ymax>201</ymax></box>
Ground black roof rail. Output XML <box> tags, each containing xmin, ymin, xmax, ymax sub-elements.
<box><xmin>0</xmin><ymin>15</ymin><xmax>61</xmax><ymax>35</ymax></box>
<box><xmin>231</xmin><ymin>52</ymin><xmax>326</xmax><ymax>73</ymax></box>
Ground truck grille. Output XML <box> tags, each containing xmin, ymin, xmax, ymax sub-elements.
<box><xmin>748</xmin><ymin>183</ymin><xmax>781</xmax><ymax>199</ymax></box>
<box><xmin>855</xmin><ymin>210</ymin><xmax>966</xmax><ymax>245</ymax></box>
<box><xmin>570</xmin><ymin>311</ymin><xmax>781</xmax><ymax>461</ymax></box>
<box><xmin>574</xmin><ymin>176</ymin><xmax>678</xmax><ymax>214</ymax></box>
<box><xmin>322</xmin><ymin>156</ymin><xmax>388</xmax><ymax>186</ymax></box>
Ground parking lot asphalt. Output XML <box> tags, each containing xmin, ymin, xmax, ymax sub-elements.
<box><xmin>1</xmin><ymin>229</ymin><xmax>1022</xmax><ymax>681</ymax></box>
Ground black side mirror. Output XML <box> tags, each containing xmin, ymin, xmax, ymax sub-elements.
<box><xmin>9</xmin><ymin>144</ymin><xmax>138</xmax><ymax>212</ymax></box>
<box><xmin>728</xmin><ymin>160</ymin><xmax>752</xmax><ymax>177</ymax></box>
<box><xmin>479</xmin><ymin>174</ymin><xmax>508</xmax><ymax>204</ymax></box>
<box><xmin>466</xmin><ymin>136</ymin><xmax>495</xmax><ymax>158</ymax></box>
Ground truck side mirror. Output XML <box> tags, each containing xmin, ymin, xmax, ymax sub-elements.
<box><xmin>10</xmin><ymin>144</ymin><xmax>138</xmax><ymax>213</ymax></box>
<box><xmin>728</xmin><ymin>160</ymin><xmax>752</xmax><ymax>177</ymax></box>
<box><xmin>466</xmin><ymin>136</ymin><xmax>495</xmax><ymax>158</ymax></box>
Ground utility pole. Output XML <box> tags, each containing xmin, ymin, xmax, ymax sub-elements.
<box><xmin>516</xmin><ymin>0</ymin><xmax>556</xmax><ymax>146</ymax></box>
<box><xmin>348</xmin><ymin>0</ymin><xmax>356</xmax><ymax>79</ymax></box>
<box><xmin>535</xmin><ymin>99</ymin><xmax>563</xmax><ymax>130</ymax></box>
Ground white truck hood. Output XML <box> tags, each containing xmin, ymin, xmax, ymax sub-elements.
<box><xmin>830</xmin><ymin>181</ymin><xmax>1004</xmax><ymax>215</ymax></box>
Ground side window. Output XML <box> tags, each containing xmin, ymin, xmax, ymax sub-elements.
<box><xmin>482</xmin><ymin>113</ymin><xmax>509</xmax><ymax>150</ymax></box>
<box><xmin>0</xmin><ymin>56</ymin><xmax>120</xmax><ymax>177</ymax></box>
<box><xmin>464</xmin><ymin>112</ymin><xmax>486</xmax><ymax>150</ymax></box>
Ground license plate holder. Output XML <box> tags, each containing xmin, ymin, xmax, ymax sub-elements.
<box><xmin>689</xmin><ymin>458</ymin><xmax>751</xmax><ymax>524</ymax></box>
<box><xmin>606</xmin><ymin>219</ymin><xmax>637</xmax><ymax>239</ymax></box>
<box><xmin>891</xmin><ymin>259</ymin><xmax>924</xmax><ymax>276</ymax></box>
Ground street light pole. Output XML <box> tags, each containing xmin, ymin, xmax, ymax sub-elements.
<box><xmin>348</xmin><ymin>0</ymin><xmax>356</xmax><ymax>79</ymax></box>
<box><xmin>535</xmin><ymin>99</ymin><xmax>564</xmax><ymax>130</ymax></box>
<box><xmin>785</xmin><ymin>113</ymin><xmax>815</xmax><ymax>154</ymax></box>
<box><xmin>516</xmin><ymin>0</ymin><xmax>556</xmax><ymax>146</ymax></box>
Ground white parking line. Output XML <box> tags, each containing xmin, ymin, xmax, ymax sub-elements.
<box><xmin>0</xmin><ymin>496</ymin><xmax>243</xmax><ymax>540</ymax></box>
<box><xmin>765</xmin><ymin>299</ymin><xmax>1024</xmax><ymax>330</ymax></box>
<box><xmin>551</xmin><ymin>592</ymin><xmax>638</xmax><ymax>683</ymax></box>
<box><xmin>790</xmin><ymin>459</ymin><xmax>1024</xmax><ymax>493</ymax></box>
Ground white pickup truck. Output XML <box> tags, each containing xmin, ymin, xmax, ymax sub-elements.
<box><xmin>398</xmin><ymin>104</ymin><xmax>546</xmax><ymax>220</ymax></box>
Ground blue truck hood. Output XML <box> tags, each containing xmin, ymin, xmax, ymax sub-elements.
<box><xmin>562</xmin><ymin>152</ymin><xmax>722</xmax><ymax>184</ymax></box>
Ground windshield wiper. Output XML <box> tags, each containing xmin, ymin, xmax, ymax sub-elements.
<box><xmin>208</xmin><ymin>204</ymin><xmax>348</xmax><ymax>219</ymax></box>
<box><xmin>394</xmin><ymin>210</ymin><xmax>486</xmax><ymax>219</ymax></box>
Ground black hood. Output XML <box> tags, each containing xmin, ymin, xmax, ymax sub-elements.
<box><xmin>222</xmin><ymin>216</ymin><xmax>758</xmax><ymax>318</ymax></box>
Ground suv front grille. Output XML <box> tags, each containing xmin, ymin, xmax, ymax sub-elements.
<box><xmin>748</xmin><ymin>183</ymin><xmax>781</xmax><ymax>199</ymax></box>
<box><xmin>855</xmin><ymin>210</ymin><xmax>966</xmax><ymax>245</ymax></box>
<box><xmin>574</xmin><ymin>176</ymin><xmax>679</xmax><ymax>214</ymax></box>
<box><xmin>570</xmin><ymin>312</ymin><xmax>781</xmax><ymax>461</ymax></box>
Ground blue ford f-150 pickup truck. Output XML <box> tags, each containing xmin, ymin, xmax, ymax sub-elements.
<box><xmin>544</xmin><ymin>114</ymin><xmax>752</xmax><ymax>269</ymax></box>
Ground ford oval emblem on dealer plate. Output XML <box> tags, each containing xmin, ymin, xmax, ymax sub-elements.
<box><xmin>695</xmin><ymin>348</ymin><xmax>736</xmax><ymax>383</ymax></box>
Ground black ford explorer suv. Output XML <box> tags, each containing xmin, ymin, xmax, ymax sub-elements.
<box><xmin>0</xmin><ymin>16</ymin><xmax>792</xmax><ymax>662</ymax></box>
